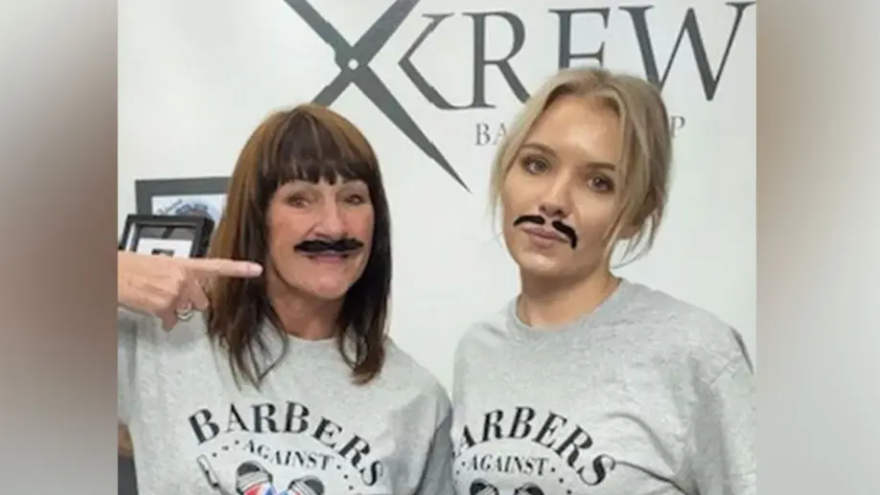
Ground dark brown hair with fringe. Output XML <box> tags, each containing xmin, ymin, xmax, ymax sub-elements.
<box><xmin>206</xmin><ymin>103</ymin><xmax>392</xmax><ymax>388</ymax></box>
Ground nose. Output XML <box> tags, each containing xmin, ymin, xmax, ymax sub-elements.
<box><xmin>537</xmin><ymin>178</ymin><xmax>571</xmax><ymax>219</ymax></box>
<box><xmin>312</xmin><ymin>203</ymin><xmax>345</xmax><ymax>238</ymax></box>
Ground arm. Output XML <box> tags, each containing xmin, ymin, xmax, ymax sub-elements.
<box><xmin>413</xmin><ymin>410</ymin><xmax>455</xmax><ymax>495</ymax></box>
<box><xmin>684</xmin><ymin>349</ymin><xmax>756</xmax><ymax>495</ymax></box>
<box><xmin>116</xmin><ymin>250</ymin><xmax>186</xmax><ymax>454</ymax></box>
<box><xmin>117</xmin><ymin>251</ymin><xmax>261</xmax><ymax>328</ymax></box>
<box><xmin>115</xmin><ymin>252</ymin><xmax>260</xmax><ymax>454</ymax></box>
<box><xmin>118</xmin><ymin>307</ymin><xmax>142</xmax><ymax>455</ymax></box>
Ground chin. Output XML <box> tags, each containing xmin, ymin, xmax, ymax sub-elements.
<box><xmin>304</xmin><ymin>280</ymin><xmax>356</xmax><ymax>301</ymax></box>
<box><xmin>510</xmin><ymin>249</ymin><xmax>567</xmax><ymax>279</ymax></box>
<box><xmin>271</xmin><ymin>256</ymin><xmax>365</xmax><ymax>301</ymax></box>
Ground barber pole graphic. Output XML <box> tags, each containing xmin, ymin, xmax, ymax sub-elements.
<box><xmin>235</xmin><ymin>461</ymin><xmax>277</xmax><ymax>495</ymax></box>
<box><xmin>239</xmin><ymin>486</ymin><xmax>277</xmax><ymax>495</ymax></box>
<box><xmin>287</xmin><ymin>476</ymin><xmax>325</xmax><ymax>495</ymax></box>
<box><xmin>243</xmin><ymin>486</ymin><xmax>278</xmax><ymax>495</ymax></box>
<box><xmin>469</xmin><ymin>479</ymin><xmax>547</xmax><ymax>495</ymax></box>
<box><xmin>470</xmin><ymin>479</ymin><xmax>499</xmax><ymax>495</ymax></box>
<box><xmin>197</xmin><ymin>456</ymin><xmax>326</xmax><ymax>495</ymax></box>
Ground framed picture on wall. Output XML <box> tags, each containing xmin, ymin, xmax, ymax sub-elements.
<box><xmin>135</xmin><ymin>177</ymin><xmax>229</xmax><ymax>227</ymax></box>
<box><xmin>119</xmin><ymin>214</ymin><xmax>215</xmax><ymax>259</ymax></box>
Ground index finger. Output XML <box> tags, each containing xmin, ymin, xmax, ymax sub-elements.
<box><xmin>182</xmin><ymin>258</ymin><xmax>263</xmax><ymax>278</ymax></box>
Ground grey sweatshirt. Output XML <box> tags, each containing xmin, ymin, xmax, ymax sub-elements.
<box><xmin>118</xmin><ymin>308</ymin><xmax>453</xmax><ymax>495</ymax></box>
<box><xmin>451</xmin><ymin>279</ymin><xmax>755</xmax><ymax>495</ymax></box>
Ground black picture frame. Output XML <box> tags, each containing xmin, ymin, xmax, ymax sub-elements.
<box><xmin>119</xmin><ymin>214</ymin><xmax>215</xmax><ymax>259</ymax></box>
<box><xmin>135</xmin><ymin>177</ymin><xmax>229</xmax><ymax>226</ymax></box>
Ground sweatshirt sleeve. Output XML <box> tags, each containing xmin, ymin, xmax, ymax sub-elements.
<box><xmin>414</xmin><ymin>402</ymin><xmax>455</xmax><ymax>495</ymax></box>
<box><xmin>684</xmin><ymin>345</ymin><xmax>756</xmax><ymax>495</ymax></box>
<box><xmin>118</xmin><ymin>308</ymin><xmax>144</xmax><ymax>426</ymax></box>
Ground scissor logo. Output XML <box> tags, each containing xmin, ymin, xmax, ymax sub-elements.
<box><xmin>282</xmin><ymin>0</ymin><xmax>470</xmax><ymax>192</ymax></box>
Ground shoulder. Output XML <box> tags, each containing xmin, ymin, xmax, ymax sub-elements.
<box><xmin>117</xmin><ymin>307</ymin><xmax>214</xmax><ymax>359</ymax></box>
<box><xmin>624</xmin><ymin>282</ymin><xmax>753</xmax><ymax>380</ymax></box>
<box><xmin>381</xmin><ymin>339</ymin><xmax>451</xmax><ymax>414</ymax></box>
<box><xmin>454</xmin><ymin>302</ymin><xmax>511</xmax><ymax>359</ymax></box>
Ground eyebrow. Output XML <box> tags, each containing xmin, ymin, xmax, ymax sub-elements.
<box><xmin>520</xmin><ymin>142</ymin><xmax>557</xmax><ymax>158</ymax></box>
<box><xmin>287</xmin><ymin>176</ymin><xmax>364</xmax><ymax>187</ymax></box>
<box><xmin>520</xmin><ymin>141</ymin><xmax>618</xmax><ymax>171</ymax></box>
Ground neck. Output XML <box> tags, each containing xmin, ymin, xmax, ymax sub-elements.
<box><xmin>518</xmin><ymin>267</ymin><xmax>619</xmax><ymax>328</ymax></box>
<box><xmin>266</xmin><ymin>279</ymin><xmax>341</xmax><ymax>341</ymax></box>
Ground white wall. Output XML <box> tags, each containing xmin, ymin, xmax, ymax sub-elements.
<box><xmin>119</xmin><ymin>0</ymin><xmax>756</xmax><ymax>389</ymax></box>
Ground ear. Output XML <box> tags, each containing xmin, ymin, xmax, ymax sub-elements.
<box><xmin>470</xmin><ymin>479</ymin><xmax>500</xmax><ymax>495</ymax></box>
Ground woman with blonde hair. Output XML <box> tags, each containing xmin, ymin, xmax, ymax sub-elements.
<box><xmin>451</xmin><ymin>67</ymin><xmax>755</xmax><ymax>495</ymax></box>
<box><xmin>118</xmin><ymin>104</ymin><xmax>453</xmax><ymax>495</ymax></box>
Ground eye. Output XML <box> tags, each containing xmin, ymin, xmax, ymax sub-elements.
<box><xmin>588</xmin><ymin>175</ymin><xmax>615</xmax><ymax>193</ymax></box>
<box><xmin>286</xmin><ymin>195</ymin><xmax>309</xmax><ymax>208</ymax></box>
<box><xmin>521</xmin><ymin>156</ymin><xmax>550</xmax><ymax>175</ymax></box>
<box><xmin>345</xmin><ymin>193</ymin><xmax>368</xmax><ymax>205</ymax></box>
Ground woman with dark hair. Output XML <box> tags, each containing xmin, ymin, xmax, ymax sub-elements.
<box><xmin>117</xmin><ymin>104</ymin><xmax>452</xmax><ymax>495</ymax></box>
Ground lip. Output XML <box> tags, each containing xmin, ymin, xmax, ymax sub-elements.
<box><xmin>520</xmin><ymin>225</ymin><xmax>567</xmax><ymax>244</ymax></box>
<box><xmin>301</xmin><ymin>252</ymin><xmax>354</xmax><ymax>265</ymax></box>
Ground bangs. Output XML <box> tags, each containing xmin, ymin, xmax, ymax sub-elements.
<box><xmin>266</xmin><ymin>106</ymin><xmax>376</xmax><ymax>186</ymax></box>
